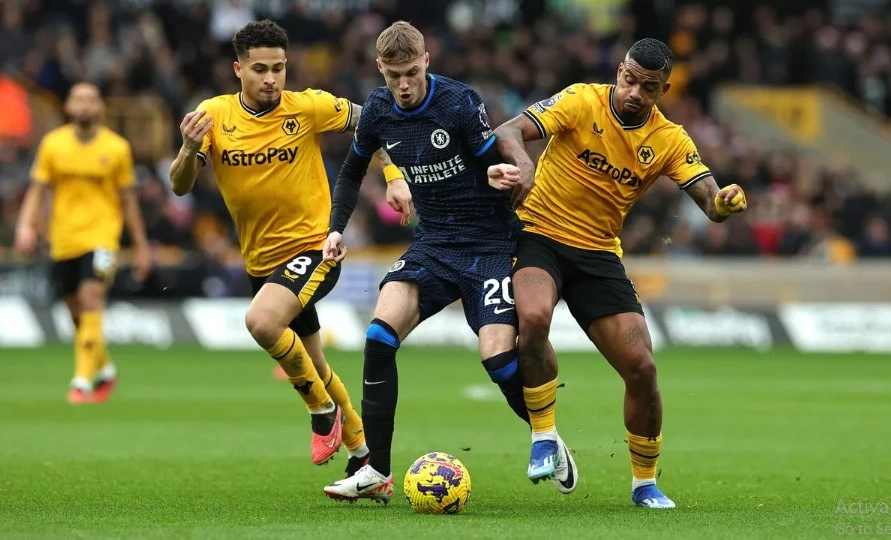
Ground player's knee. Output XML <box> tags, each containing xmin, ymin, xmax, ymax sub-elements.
<box><xmin>623</xmin><ymin>352</ymin><xmax>657</xmax><ymax>390</ymax></box>
<box><xmin>517</xmin><ymin>304</ymin><xmax>552</xmax><ymax>343</ymax></box>
<box><xmin>245</xmin><ymin>307</ymin><xmax>285</xmax><ymax>349</ymax></box>
<box><xmin>77</xmin><ymin>282</ymin><xmax>106</xmax><ymax>312</ymax></box>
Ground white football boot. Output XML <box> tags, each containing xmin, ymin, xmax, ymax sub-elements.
<box><xmin>552</xmin><ymin>434</ymin><xmax>579</xmax><ymax>494</ymax></box>
<box><xmin>324</xmin><ymin>464</ymin><xmax>394</xmax><ymax>504</ymax></box>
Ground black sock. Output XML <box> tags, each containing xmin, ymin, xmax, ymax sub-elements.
<box><xmin>362</xmin><ymin>318</ymin><xmax>400</xmax><ymax>476</ymax></box>
<box><xmin>482</xmin><ymin>349</ymin><xmax>530</xmax><ymax>425</ymax></box>
<box><xmin>310</xmin><ymin>408</ymin><xmax>336</xmax><ymax>436</ymax></box>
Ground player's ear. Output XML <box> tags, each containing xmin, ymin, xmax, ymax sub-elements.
<box><xmin>424</xmin><ymin>52</ymin><xmax>429</xmax><ymax>68</ymax></box>
<box><xmin>376</xmin><ymin>58</ymin><xmax>384</xmax><ymax>74</ymax></box>
<box><xmin>233</xmin><ymin>60</ymin><xmax>242</xmax><ymax>79</ymax></box>
<box><xmin>660</xmin><ymin>80</ymin><xmax>671</xmax><ymax>98</ymax></box>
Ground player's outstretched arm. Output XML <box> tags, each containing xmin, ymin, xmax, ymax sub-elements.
<box><xmin>683</xmin><ymin>175</ymin><xmax>747</xmax><ymax>223</ymax></box>
<box><xmin>494</xmin><ymin>114</ymin><xmax>543</xmax><ymax>207</ymax></box>
<box><xmin>324</xmin><ymin>148</ymin><xmax>374</xmax><ymax>262</ymax></box>
<box><xmin>169</xmin><ymin>110</ymin><xmax>212</xmax><ymax>196</ymax></box>
<box><xmin>14</xmin><ymin>182</ymin><xmax>48</xmax><ymax>256</ymax></box>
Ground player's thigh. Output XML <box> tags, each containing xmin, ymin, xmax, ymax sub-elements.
<box><xmin>76</xmin><ymin>250</ymin><xmax>116</xmax><ymax>312</ymax></box>
<box><xmin>247</xmin><ymin>251</ymin><xmax>340</xmax><ymax>334</ymax></box>
<box><xmin>455</xmin><ymin>251</ymin><xmax>517</xmax><ymax>352</ymax></box>
<box><xmin>512</xmin><ymin>232</ymin><xmax>563</xmax><ymax>335</ymax></box>
<box><xmin>51</xmin><ymin>258</ymin><xmax>80</xmax><ymax>301</ymax></box>
<box><xmin>373</xmin><ymin>281</ymin><xmax>422</xmax><ymax>341</ymax></box>
<box><xmin>563</xmin><ymin>265</ymin><xmax>653</xmax><ymax>378</ymax></box>
<box><xmin>252</xmin><ymin>272</ymin><xmax>325</xmax><ymax>341</ymax></box>
<box><xmin>562</xmin><ymin>251</ymin><xmax>643</xmax><ymax>336</ymax></box>
<box><xmin>585</xmin><ymin>310</ymin><xmax>654</xmax><ymax>382</ymax></box>
<box><xmin>376</xmin><ymin>250</ymin><xmax>460</xmax><ymax>341</ymax></box>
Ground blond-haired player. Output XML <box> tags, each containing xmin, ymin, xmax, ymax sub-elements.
<box><xmin>322</xmin><ymin>21</ymin><xmax>577</xmax><ymax>504</ymax></box>
<box><xmin>15</xmin><ymin>82</ymin><xmax>152</xmax><ymax>404</ymax></box>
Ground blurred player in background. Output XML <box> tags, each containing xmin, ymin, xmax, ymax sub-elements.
<box><xmin>14</xmin><ymin>82</ymin><xmax>152</xmax><ymax>404</ymax></box>
<box><xmin>492</xmin><ymin>38</ymin><xmax>748</xmax><ymax>508</ymax></box>
<box><xmin>169</xmin><ymin>19</ymin><xmax>398</xmax><ymax>475</ymax></box>
<box><xmin>321</xmin><ymin>21</ymin><xmax>577</xmax><ymax>504</ymax></box>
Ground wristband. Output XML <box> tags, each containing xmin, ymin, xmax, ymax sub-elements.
<box><xmin>383</xmin><ymin>164</ymin><xmax>403</xmax><ymax>183</ymax></box>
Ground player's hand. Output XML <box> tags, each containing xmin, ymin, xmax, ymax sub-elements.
<box><xmin>131</xmin><ymin>243</ymin><xmax>152</xmax><ymax>284</ymax></box>
<box><xmin>715</xmin><ymin>184</ymin><xmax>747</xmax><ymax>216</ymax></box>
<box><xmin>487</xmin><ymin>164</ymin><xmax>520</xmax><ymax>191</ymax></box>
<box><xmin>511</xmin><ymin>167</ymin><xmax>535</xmax><ymax>209</ymax></box>
<box><xmin>386</xmin><ymin>178</ymin><xmax>414</xmax><ymax>227</ymax></box>
<box><xmin>14</xmin><ymin>225</ymin><xmax>38</xmax><ymax>256</ymax></box>
<box><xmin>180</xmin><ymin>110</ymin><xmax>213</xmax><ymax>154</ymax></box>
<box><xmin>323</xmin><ymin>232</ymin><xmax>347</xmax><ymax>263</ymax></box>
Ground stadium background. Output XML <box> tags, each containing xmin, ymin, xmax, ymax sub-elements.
<box><xmin>2</xmin><ymin>1</ymin><xmax>891</xmax><ymax>537</ymax></box>
<box><xmin>1</xmin><ymin>0</ymin><xmax>890</xmax><ymax>351</ymax></box>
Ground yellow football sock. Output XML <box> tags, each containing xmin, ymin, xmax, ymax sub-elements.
<box><xmin>627</xmin><ymin>431</ymin><xmax>662</xmax><ymax>480</ymax></box>
<box><xmin>98</xmin><ymin>343</ymin><xmax>111</xmax><ymax>369</ymax></box>
<box><xmin>523</xmin><ymin>379</ymin><xmax>558</xmax><ymax>433</ymax></box>
<box><xmin>324</xmin><ymin>369</ymin><xmax>365</xmax><ymax>450</ymax></box>
<box><xmin>73</xmin><ymin>311</ymin><xmax>104</xmax><ymax>384</ymax></box>
<box><xmin>267</xmin><ymin>329</ymin><xmax>331</xmax><ymax>412</ymax></box>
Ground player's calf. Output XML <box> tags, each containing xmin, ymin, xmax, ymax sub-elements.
<box><xmin>481</xmin><ymin>349</ymin><xmax>529</xmax><ymax>424</ymax></box>
<box><xmin>361</xmin><ymin>318</ymin><xmax>401</xmax><ymax>477</ymax></box>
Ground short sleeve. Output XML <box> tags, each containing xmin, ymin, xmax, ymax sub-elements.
<box><xmin>523</xmin><ymin>84</ymin><xmax>586</xmax><ymax>139</ymax></box>
<box><xmin>460</xmin><ymin>89</ymin><xmax>496</xmax><ymax>157</ymax></box>
<box><xmin>311</xmin><ymin>89</ymin><xmax>352</xmax><ymax>134</ymax></box>
<box><xmin>117</xmin><ymin>140</ymin><xmax>136</xmax><ymax>188</ymax></box>
<box><xmin>30</xmin><ymin>135</ymin><xmax>53</xmax><ymax>184</ymax></box>
<box><xmin>194</xmin><ymin>99</ymin><xmax>213</xmax><ymax>164</ymax></box>
<box><xmin>351</xmin><ymin>95</ymin><xmax>381</xmax><ymax>158</ymax></box>
<box><xmin>664</xmin><ymin>129</ymin><xmax>712</xmax><ymax>189</ymax></box>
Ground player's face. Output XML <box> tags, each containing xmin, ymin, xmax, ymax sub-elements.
<box><xmin>614</xmin><ymin>58</ymin><xmax>670</xmax><ymax>124</ymax></box>
<box><xmin>234</xmin><ymin>47</ymin><xmax>286</xmax><ymax>110</ymax></box>
<box><xmin>64</xmin><ymin>83</ymin><xmax>103</xmax><ymax>128</ymax></box>
<box><xmin>377</xmin><ymin>53</ymin><xmax>430</xmax><ymax>109</ymax></box>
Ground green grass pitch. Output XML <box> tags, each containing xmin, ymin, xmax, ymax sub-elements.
<box><xmin>1</xmin><ymin>345</ymin><xmax>890</xmax><ymax>539</ymax></box>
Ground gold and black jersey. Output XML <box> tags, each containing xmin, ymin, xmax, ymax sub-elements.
<box><xmin>197</xmin><ymin>89</ymin><xmax>352</xmax><ymax>276</ymax></box>
<box><xmin>30</xmin><ymin>125</ymin><xmax>135</xmax><ymax>261</ymax></box>
<box><xmin>519</xmin><ymin>83</ymin><xmax>711</xmax><ymax>256</ymax></box>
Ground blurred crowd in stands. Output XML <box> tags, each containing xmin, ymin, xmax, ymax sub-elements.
<box><xmin>1</xmin><ymin>0</ymin><xmax>890</xmax><ymax>279</ymax></box>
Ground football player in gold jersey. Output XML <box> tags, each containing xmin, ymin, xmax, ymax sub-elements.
<box><xmin>169</xmin><ymin>20</ymin><xmax>402</xmax><ymax>474</ymax></box>
<box><xmin>490</xmin><ymin>38</ymin><xmax>747</xmax><ymax>508</ymax></box>
<box><xmin>15</xmin><ymin>82</ymin><xmax>152</xmax><ymax>404</ymax></box>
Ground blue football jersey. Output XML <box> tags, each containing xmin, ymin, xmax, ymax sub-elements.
<box><xmin>352</xmin><ymin>74</ymin><xmax>519</xmax><ymax>252</ymax></box>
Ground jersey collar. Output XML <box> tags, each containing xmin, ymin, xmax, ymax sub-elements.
<box><xmin>608</xmin><ymin>86</ymin><xmax>651</xmax><ymax>130</ymax></box>
<box><xmin>393</xmin><ymin>74</ymin><xmax>436</xmax><ymax>116</ymax></box>
<box><xmin>239</xmin><ymin>92</ymin><xmax>280</xmax><ymax>118</ymax></box>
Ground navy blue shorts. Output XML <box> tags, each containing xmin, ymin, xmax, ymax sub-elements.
<box><xmin>380</xmin><ymin>243</ymin><xmax>517</xmax><ymax>334</ymax></box>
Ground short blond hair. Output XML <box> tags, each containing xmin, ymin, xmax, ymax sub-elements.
<box><xmin>376</xmin><ymin>21</ymin><xmax>425</xmax><ymax>64</ymax></box>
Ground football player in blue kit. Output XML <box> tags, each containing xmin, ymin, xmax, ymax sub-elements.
<box><xmin>321</xmin><ymin>21</ymin><xmax>577</xmax><ymax>503</ymax></box>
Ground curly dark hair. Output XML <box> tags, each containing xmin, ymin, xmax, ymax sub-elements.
<box><xmin>627</xmin><ymin>38</ymin><xmax>673</xmax><ymax>78</ymax></box>
<box><xmin>232</xmin><ymin>19</ymin><xmax>288</xmax><ymax>59</ymax></box>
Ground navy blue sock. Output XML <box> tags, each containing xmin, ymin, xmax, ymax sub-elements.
<box><xmin>362</xmin><ymin>318</ymin><xmax>400</xmax><ymax>476</ymax></box>
<box><xmin>482</xmin><ymin>349</ymin><xmax>530</xmax><ymax>425</ymax></box>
